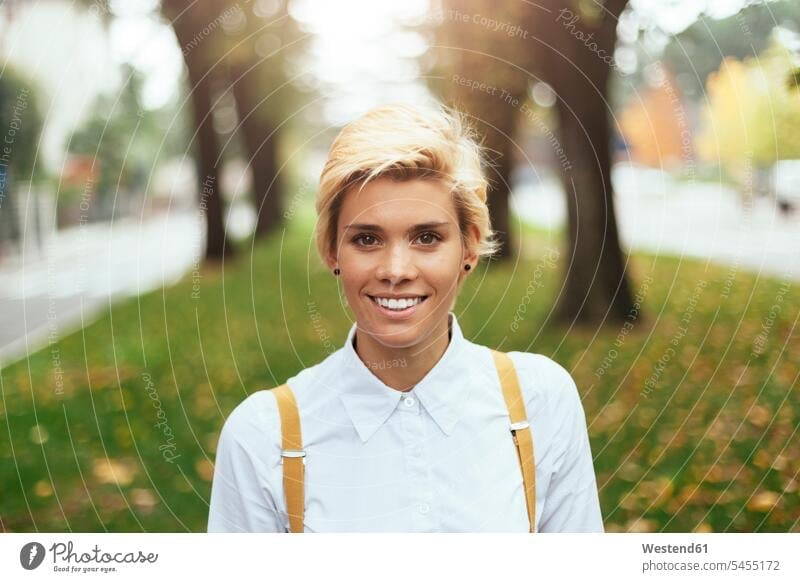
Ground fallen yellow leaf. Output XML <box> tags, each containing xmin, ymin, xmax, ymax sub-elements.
<box><xmin>131</xmin><ymin>488</ymin><xmax>159</xmax><ymax>510</ymax></box>
<box><xmin>92</xmin><ymin>458</ymin><xmax>137</xmax><ymax>486</ymax></box>
<box><xmin>34</xmin><ymin>480</ymin><xmax>53</xmax><ymax>497</ymax></box>
<box><xmin>748</xmin><ymin>491</ymin><xmax>780</xmax><ymax>512</ymax></box>
<box><xmin>627</xmin><ymin>518</ymin><xmax>656</xmax><ymax>532</ymax></box>
<box><xmin>196</xmin><ymin>458</ymin><xmax>214</xmax><ymax>481</ymax></box>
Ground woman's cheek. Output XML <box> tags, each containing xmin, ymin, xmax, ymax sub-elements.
<box><xmin>421</xmin><ymin>248</ymin><xmax>461</xmax><ymax>276</ymax></box>
<box><xmin>340</xmin><ymin>250</ymin><xmax>373</xmax><ymax>275</ymax></box>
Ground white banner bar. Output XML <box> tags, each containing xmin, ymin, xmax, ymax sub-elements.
<box><xmin>1</xmin><ymin>534</ymin><xmax>797</xmax><ymax>581</ymax></box>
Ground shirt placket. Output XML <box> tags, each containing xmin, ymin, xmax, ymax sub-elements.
<box><xmin>398</xmin><ymin>392</ymin><xmax>435</xmax><ymax>532</ymax></box>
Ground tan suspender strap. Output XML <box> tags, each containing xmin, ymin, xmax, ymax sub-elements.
<box><xmin>272</xmin><ymin>355</ymin><xmax>534</xmax><ymax>533</ymax></box>
<box><xmin>272</xmin><ymin>384</ymin><xmax>305</xmax><ymax>533</ymax></box>
<box><xmin>491</xmin><ymin>350</ymin><xmax>537</xmax><ymax>533</ymax></box>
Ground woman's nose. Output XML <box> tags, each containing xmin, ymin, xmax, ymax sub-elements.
<box><xmin>375</xmin><ymin>243</ymin><xmax>417</xmax><ymax>284</ymax></box>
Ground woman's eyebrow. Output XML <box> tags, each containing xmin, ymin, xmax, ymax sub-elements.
<box><xmin>343</xmin><ymin>221</ymin><xmax>451</xmax><ymax>233</ymax></box>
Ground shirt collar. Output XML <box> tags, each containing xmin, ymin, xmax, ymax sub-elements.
<box><xmin>335</xmin><ymin>312</ymin><xmax>470</xmax><ymax>442</ymax></box>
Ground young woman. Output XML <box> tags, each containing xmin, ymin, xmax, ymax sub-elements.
<box><xmin>207</xmin><ymin>103</ymin><xmax>603</xmax><ymax>533</ymax></box>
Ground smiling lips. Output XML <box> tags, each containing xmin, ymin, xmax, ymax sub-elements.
<box><xmin>368</xmin><ymin>295</ymin><xmax>429</xmax><ymax>311</ymax></box>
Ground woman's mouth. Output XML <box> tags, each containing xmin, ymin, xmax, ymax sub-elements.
<box><xmin>367</xmin><ymin>295</ymin><xmax>429</xmax><ymax>319</ymax></box>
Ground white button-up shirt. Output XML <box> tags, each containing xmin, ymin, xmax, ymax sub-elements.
<box><xmin>208</xmin><ymin>312</ymin><xmax>603</xmax><ymax>532</ymax></box>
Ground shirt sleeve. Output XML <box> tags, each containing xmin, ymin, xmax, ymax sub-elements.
<box><xmin>535</xmin><ymin>358</ymin><xmax>604</xmax><ymax>533</ymax></box>
<box><xmin>207</xmin><ymin>393</ymin><xmax>285</xmax><ymax>532</ymax></box>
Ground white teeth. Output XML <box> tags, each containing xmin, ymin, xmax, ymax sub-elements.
<box><xmin>372</xmin><ymin>296</ymin><xmax>424</xmax><ymax>310</ymax></box>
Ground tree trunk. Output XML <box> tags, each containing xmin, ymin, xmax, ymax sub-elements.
<box><xmin>532</xmin><ymin>0</ymin><xmax>634</xmax><ymax>325</ymax></box>
<box><xmin>434</xmin><ymin>1</ymin><xmax>533</xmax><ymax>261</ymax></box>
<box><xmin>229</xmin><ymin>62</ymin><xmax>283</xmax><ymax>238</ymax></box>
<box><xmin>161</xmin><ymin>0</ymin><xmax>232</xmax><ymax>261</ymax></box>
<box><xmin>554</xmin><ymin>86</ymin><xmax>633</xmax><ymax>324</ymax></box>
<box><xmin>186</xmin><ymin>64</ymin><xmax>230</xmax><ymax>260</ymax></box>
<box><xmin>447</xmin><ymin>79</ymin><xmax>521</xmax><ymax>261</ymax></box>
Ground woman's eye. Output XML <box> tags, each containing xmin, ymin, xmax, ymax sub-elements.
<box><xmin>416</xmin><ymin>231</ymin><xmax>441</xmax><ymax>245</ymax></box>
<box><xmin>353</xmin><ymin>233</ymin><xmax>378</xmax><ymax>246</ymax></box>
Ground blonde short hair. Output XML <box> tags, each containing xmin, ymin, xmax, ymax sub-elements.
<box><xmin>315</xmin><ymin>102</ymin><xmax>500</xmax><ymax>264</ymax></box>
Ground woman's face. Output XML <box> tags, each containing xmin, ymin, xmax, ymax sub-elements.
<box><xmin>328</xmin><ymin>177</ymin><xmax>478</xmax><ymax>349</ymax></box>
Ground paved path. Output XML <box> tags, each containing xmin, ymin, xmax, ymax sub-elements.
<box><xmin>511</xmin><ymin>164</ymin><xmax>800</xmax><ymax>281</ymax></box>
<box><xmin>0</xmin><ymin>211</ymin><xmax>201</xmax><ymax>367</ymax></box>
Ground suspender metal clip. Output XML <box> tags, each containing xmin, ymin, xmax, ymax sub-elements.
<box><xmin>281</xmin><ymin>449</ymin><xmax>307</xmax><ymax>465</ymax></box>
<box><xmin>510</xmin><ymin>420</ymin><xmax>530</xmax><ymax>432</ymax></box>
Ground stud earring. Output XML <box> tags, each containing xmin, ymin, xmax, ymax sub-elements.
<box><xmin>333</xmin><ymin>268</ymin><xmax>340</xmax><ymax>276</ymax></box>
<box><xmin>464</xmin><ymin>264</ymin><xmax>471</xmax><ymax>271</ymax></box>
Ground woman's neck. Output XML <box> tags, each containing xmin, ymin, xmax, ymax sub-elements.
<box><xmin>354</xmin><ymin>317</ymin><xmax>452</xmax><ymax>392</ymax></box>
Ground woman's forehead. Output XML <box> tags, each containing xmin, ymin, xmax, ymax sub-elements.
<box><xmin>340</xmin><ymin>178</ymin><xmax>456</xmax><ymax>223</ymax></box>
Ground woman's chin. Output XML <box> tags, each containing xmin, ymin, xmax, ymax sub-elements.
<box><xmin>358</xmin><ymin>323</ymin><xmax>425</xmax><ymax>350</ymax></box>
<box><xmin>357</xmin><ymin>315</ymin><xmax>448</xmax><ymax>351</ymax></box>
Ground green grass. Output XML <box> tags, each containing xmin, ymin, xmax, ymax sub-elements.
<box><xmin>1</xmin><ymin>220</ymin><xmax>797</xmax><ymax>532</ymax></box>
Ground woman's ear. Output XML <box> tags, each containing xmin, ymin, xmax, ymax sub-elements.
<box><xmin>463</xmin><ymin>224</ymin><xmax>480</xmax><ymax>267</ymax></box>
<box><xmin>324</xmin><ymin>249</ymin><xmax>338</xmax><ymax>272</ymax></box>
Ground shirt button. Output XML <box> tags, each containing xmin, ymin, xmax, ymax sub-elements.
<box><xmin>403</xmin><ymin>396</ymin><xmax>415</xmax><ymax>407</ymax></box>
<box><xmin>418</xmin><ymin>503</ymin><xmax>430</xmax><ymax>514</ymax></box>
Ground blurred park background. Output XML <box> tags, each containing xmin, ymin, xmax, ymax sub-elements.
<box><xmin>1</xmin><ymin>0</ymin><xmax>798</xmax><ymax>532</ymax></box>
